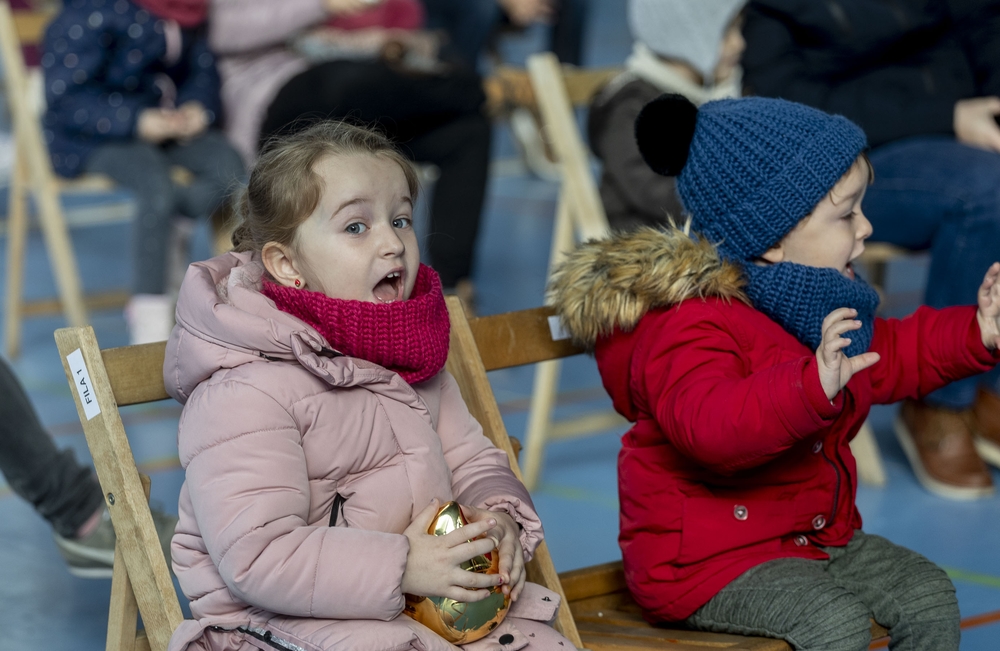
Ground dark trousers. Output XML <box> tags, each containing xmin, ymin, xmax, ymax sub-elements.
<box><xmin>0</xmin><ymin>358</ymin><xmax>102</xmax><ymax>538</ymax></box>
<box><xmin>686</xmin><ymin>531</ymin><xmax>960</xmax><ymax>651</ymax></box>
<box><xmin>423</xmin><ymin>0</ymin><xmax>590</xmax><ymax>68</ymax></box>
<box><xmin>83</xmin><ymin>130</ymin><xmax>245</xmax><ymax>295</ymax></box>
<box><xmin>260</xmin><ymin>60</ymin><xmax>492</xmax><ymax>287</ymax></box>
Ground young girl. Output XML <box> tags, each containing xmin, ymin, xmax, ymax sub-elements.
<box><xmin>164</xmin><ymin>121</ymin><xmax>570</xmax><ymax>651</ymax></box>
<box><xmin>549</xmin><ymin>94</ymin><xmax>1000</xmax><ymax>650</ymax></box>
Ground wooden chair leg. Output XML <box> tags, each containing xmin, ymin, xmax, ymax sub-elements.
<box><xmin>4</xmin><ymin>151</ymin><xmax>28</xmax><ymax>358</ymax></box>
<box><xmin>851</xmin><ymin>420</ymin><xmax>887</xmax><ymax>487</ymax></box>
<box><xmin>523</xmin><ymin>359</ymin><xmax>561</xmax><ymax>491</ymax></box>
<box><xmin>106</xmin><ymin>474</ymin><xmax>150</xmax><ymax>651</ymax></box>
<box><xmin>33</xmin><ymin>174</ymin><xmax>88</xmax><ymax>327</ymax></box>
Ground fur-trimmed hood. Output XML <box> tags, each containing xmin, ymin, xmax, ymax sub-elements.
<box><xmin>548</xmin><ymin>227</ymin><xmax>746</xmax><ymax>350</ymax></box>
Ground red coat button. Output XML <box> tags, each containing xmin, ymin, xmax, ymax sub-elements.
<box><xmin>794</xmin><ymin>535</ymin><xmax>808</xmax><ymax>546</ymax></box>
<box><xmin>812</xmin><ymin>515</ymin><xmax>827</xmax><ymax>530</ymax></box>
<box><xmin>812</xmin><ymin>441</ymin><xmax>823</xmax><ymax>453</ymax></box>
<box><xmin>734</xmin><ymin>505</ymin><xmax>748</xmax><ymax>521</ymax></box>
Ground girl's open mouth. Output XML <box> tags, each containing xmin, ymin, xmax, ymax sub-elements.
<box><xmin>373</xmin><ymin>271</ymin><xmax>404</xmax><ymax>303</ymax></box>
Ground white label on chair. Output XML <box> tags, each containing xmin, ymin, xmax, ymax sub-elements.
<box><xmin>67</xmin><ymin>348</ymin><xmax>101</xmax><ymax>420</ymax></box>
<box><xmin>547</xmin><ymin>315</ymin><xmax>570</xmax><ymax>341</ymax></box>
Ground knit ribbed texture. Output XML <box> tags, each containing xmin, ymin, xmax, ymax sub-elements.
<box><xmin>628</xmin><ymin>0</ymin><xmax>746</xmax><ymax>82</ymax></box>
<box><xmin>678</xmin><ymin>97</ymin><xmax>868</xmax><ymax>261</ymax></box>
<box><xmin>743</xmin><ymin>263</ymin><xmax>881</xmax><ymax>357</ymax></box>
<box><xmin>262</xmin><ymin>264</ymin><xmax>450</xmax><ymax>385</ymax></box>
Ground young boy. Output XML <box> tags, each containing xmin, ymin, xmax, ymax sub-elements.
<box><xmin>548</xmin><ymin>94</ymin><xmax>1000</xmax><ymax>650</ymax></box>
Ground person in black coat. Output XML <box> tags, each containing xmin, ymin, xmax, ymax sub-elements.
<box><xmin>742</xmin><ymin>0</ymin><xmax>1000</xmax><ymax>500</ymax></box>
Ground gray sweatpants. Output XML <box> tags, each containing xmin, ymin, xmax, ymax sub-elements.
<box><xmin>685</xmin><ymin>531</ymin><xmax>960</xmax><ymax>651</ymax></box>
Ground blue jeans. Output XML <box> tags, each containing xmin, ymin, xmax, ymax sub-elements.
<box><xmin>864</xmin><ymin>136</ymin><xmax>1000</xmax><ymax>409</ymax></box>
<box><xmin>423</xmin><ymin>0</ymin><xmax>589</xmax><ymax>69</ymax></box>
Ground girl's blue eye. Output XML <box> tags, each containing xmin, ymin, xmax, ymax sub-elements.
<box><xmin>393</xmin><ymin>217</ymin><xmax>412</xmax><ymax>229</ymax></box>
<box><xmin>346</xmin><ymin>222</ymin><xmax>367</xmax><ymax>234</ymax></box>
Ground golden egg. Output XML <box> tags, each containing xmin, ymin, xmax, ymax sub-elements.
<box><xmin>403</xmin><ymin>501</ymin><xmax>511</xmax><ymax>644</ymax></box>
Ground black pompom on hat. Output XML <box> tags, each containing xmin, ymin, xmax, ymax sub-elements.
<box><xmin>634</xmin><ymin>93</ymin><xmax>698</xmax><ymax>177</ymax></box>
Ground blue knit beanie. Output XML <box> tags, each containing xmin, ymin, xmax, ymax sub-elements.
<box><xmin>635</xmin><ymin>95</ymin><xmax>867</xmax><ymax>261</ymax></box>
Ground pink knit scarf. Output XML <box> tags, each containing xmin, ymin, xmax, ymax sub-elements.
<box><xmin>262</xmin><ymin>264</ymin><xmax>450</xmax><ymax>385</ymax></box>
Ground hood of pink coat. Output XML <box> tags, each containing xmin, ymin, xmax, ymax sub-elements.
<box><xmin>165</xmin><ymin>251</ymin><xmax>383</xmax><ymax>404</ymax></box>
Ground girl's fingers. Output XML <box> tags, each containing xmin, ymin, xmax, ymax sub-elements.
<box><xmin>442</xmin><ymin>585</ymin><xmax>492</xmax><ymax>603</ymax></box>
<box><xmin>450</xmin><ymin>536</ymin><xmax>499</xmax><ymax>563</ymax></box>
<box><xmin>443</xmin><ymin>519</ymin><xmax>495</xmax><ymax>546</ymax></box>
<box><xmin>822</xmin><ymin>308</ymin><xmax>857</xmax><ymax>331</ymax></box>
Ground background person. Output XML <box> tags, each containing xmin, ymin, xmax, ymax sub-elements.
<box><xmin>42</xmin><ymin>0</ymin><xmax>245</xmax><ymax>344</ymax></box>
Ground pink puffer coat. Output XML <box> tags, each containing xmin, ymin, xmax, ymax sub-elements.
<box><xmin>165</xmin><ymin>252</ymin><xmax>565</xmax><ymax>651</ymax></box>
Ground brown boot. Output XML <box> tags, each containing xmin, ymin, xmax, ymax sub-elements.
<box><xmin>894</xmin><ymin>399</ymin><xmax>994</xmax><ymax>499</ymax></box>
<box><xmin>971</xmin><ymin>388</ymin><xmax>1000</xmax><ymax>469</ymax></box>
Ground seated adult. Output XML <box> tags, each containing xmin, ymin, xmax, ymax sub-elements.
<box><xmin>743</xmin><ymin>0</ymin><xmax>1000</xmax><ymax>499</ymax></box>
<box><xmin>209</xmin><ymin>0</ymin><xmax>491</xmax><ymax>300</ymax></box>
<box><xmin>422</xmin><ymin>0</ymin><xmax>590</xmax><ymax>69</ymax></box>
<box><xmin>588</xmin><ymin>0</ymin><xmax>746</xmax><ymax>232</ymax></box>
<box><xmin>42</xmin><ymin>0</ymin><xmax>245</xmax><ymax>344</ymax></box>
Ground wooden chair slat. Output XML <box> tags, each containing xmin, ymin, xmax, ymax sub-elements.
<box><xmin>102</xmin><ymin>342</ymin><xmax>170</xmax><ymax>406</ymax></box>
<box><xmin>558</xmin><ymin>560</ymin><xmax>627</xmax><ymax>601</ymax></box>
<box><xmin>466</xmin><ymin>305</ymin><xmax>583</xmax><ymax>371</ymax></box>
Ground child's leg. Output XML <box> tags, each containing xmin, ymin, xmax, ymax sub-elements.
<box><xmin>684</xmin><ymin>557</ymin><xmax>873</xmax><ymax>651</ymax></box>
<box><xmin>164</xmin><ymin>131</ymin><xmax>246</xmax><ymax>222</ymax></box>
<box><xmin>824</xmin><ymin>531</ymin><xmax>960</xmax><ymax>651</ymax></box>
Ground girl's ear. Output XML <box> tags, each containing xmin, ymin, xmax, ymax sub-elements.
<box><xmin>760</xmin><ymin>242</ymin><xmax>784</xmax><ymax>264</ymax></box>
<box><xmin>262</xmin><ymin>242</ymin><xmax>303</xmax><ymax>288</ymax></box>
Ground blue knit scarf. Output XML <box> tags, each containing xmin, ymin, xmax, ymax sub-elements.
<box><xmin>741</xmin><ymin>261</ymin><xmax>880</xmax><ymax>357</ymax></box>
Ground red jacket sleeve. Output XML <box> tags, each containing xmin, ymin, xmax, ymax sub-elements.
<box><xmin>868</xmin><ymin>305</ymin><xmax>1000</xmax><ymax>405</ymax></box>
<box><xmin>645</xmin><ymin>301</ymin><xmax>843</xmax><ymax>474</ymax></box>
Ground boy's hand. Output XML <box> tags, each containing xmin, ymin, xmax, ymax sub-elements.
<box><xmin>401</xmin><ymin>500</ymin><xmax>502</xmax><ymax>602</ymax></box>
<box><xmin>816</xmin><ymin>308</ymin><xmax>881</xmax><ymax>400</ymax></box>
<box><xmin>976</xmin><ymin>262</ymin><xmax>1000</xmax><ymax>349</ymax></box>
<box><xmin>461</xmin><ymin>505</ymin><xmax>526</xmax><ymax>601</ymax></box>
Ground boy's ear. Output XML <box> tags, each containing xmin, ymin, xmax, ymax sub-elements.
<box><xmin>760</xmin><ymin>243</ymin><xmax>784</xmax><ymax>264</ymax></box>
<box><xmin>262</xmin><ymin>242</ymin><xmax>302</xmax><ymax>288</ymax></box>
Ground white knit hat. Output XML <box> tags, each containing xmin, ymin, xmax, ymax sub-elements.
<box><xmin>628</xmin><ymin>0</ymin><xmax>747</xmax><ymax>82</ymax></box>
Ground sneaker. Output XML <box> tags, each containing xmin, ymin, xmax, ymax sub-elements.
<box><xmin>53</xmin><ymin>505</ymin><xmax>178</xmax><ymax>579</ymax></box>
<box><xmin>894</xmin><ymin>399</ymin><xmax>994</xmax><ymax>499</ymax></box>
<box><xmin>971</xmin><ymin>387</ymin><xmax>1000</xmax><ymax>469</ymax></box>
<box><xmin>509</xmin><ymin>107</ymin><xmax>561</xmax><ymax>182</ymax></box>
<box><xmin>124</xmin><ymin>294</ymin><xmax>175</xmax><ymax>345</ymax></box>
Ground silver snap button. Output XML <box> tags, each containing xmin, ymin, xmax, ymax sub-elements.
<box><xmin>812</xmin><ymin>515</ymin><xmax>827</xmax><ymax>530</ymax></box>
<box><xmin>794</xmin><ymin>535</ymin><xmax>808</xmax><ymax>546</ymax></box>
<box><xmin>733</xmin><ymin>505</ymin><xmax>748</xmax><ymax>521</ymax></box>
<box><xmin>812</xmin><ymin>441</ymin><xmax>823</xmax><ymax>454</ymax></box>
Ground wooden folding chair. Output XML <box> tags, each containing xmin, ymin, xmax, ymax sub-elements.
<box><xmin>54</xmin><ymin>327</ymin><xmax>182</xmax><ymax>651</ymax></box>
<box><xmin>443</xmin><ymin>295</ymin><xmax>891</xmax><ymax>650</ymax></box>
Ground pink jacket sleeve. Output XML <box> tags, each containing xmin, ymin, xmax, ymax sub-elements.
<box><xmin>434</xmin><ymin>372</ymin><xmax>544</xmax><ymax>560</ymax></box>
<box><xmin>180</xmin><ymin>379</ymin><xmax>409</xmax><ymax>620</ymax></box>
<box><xmin>210</xmin><ymin>0</ymin><xmax>329</xmax><ymax>55</ymax></box>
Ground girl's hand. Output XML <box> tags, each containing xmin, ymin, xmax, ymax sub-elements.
<box><xmin>176</xmin><ymin>101</ymin><xmax>209</xmax><ymax>141</ymax></box>
<box><xmin>461</xmin><ymin>505</ymin><xmax>526</xmax><ymax>601</ymax></box>
<box><xmin>976</xmin><ymin>262</ymin><xmax>1000</xmax><ymax>349</ymax></box>
<box><xmin>137</xmin><ymin>108</ymin><xmax>183</xmax><ymax>143</ymax></box>
<box><xmin>401</xmin><ymin>500</ymin><xmax>502</xmax><ymax>602</ymax></box>
<box><xmin>816</xmin><ymin>308</ymin><xmax>881</xmax><ymax>400</ymax></box>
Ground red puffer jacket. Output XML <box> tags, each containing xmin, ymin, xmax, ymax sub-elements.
<box><xmin>549</xmin><ymin>228</ymin><xmax>999</xmax><ymax>622</ymax></box>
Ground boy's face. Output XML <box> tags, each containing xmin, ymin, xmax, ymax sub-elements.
<box><xmin>762</xmin><ymin>158</ymin><xmax>872</xmax><ymax>279</ymax></box>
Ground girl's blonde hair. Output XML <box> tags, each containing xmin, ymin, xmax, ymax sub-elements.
<box><xmin>231</xmin><ymin>121</ymin><xmax>419</xmax><ymax>254</ymax></box>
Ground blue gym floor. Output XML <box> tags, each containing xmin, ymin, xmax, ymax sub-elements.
<box><xmin>2</xmin><ymin>3</ymin><xmax>999</xmax><ymax>649</ymax></box>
